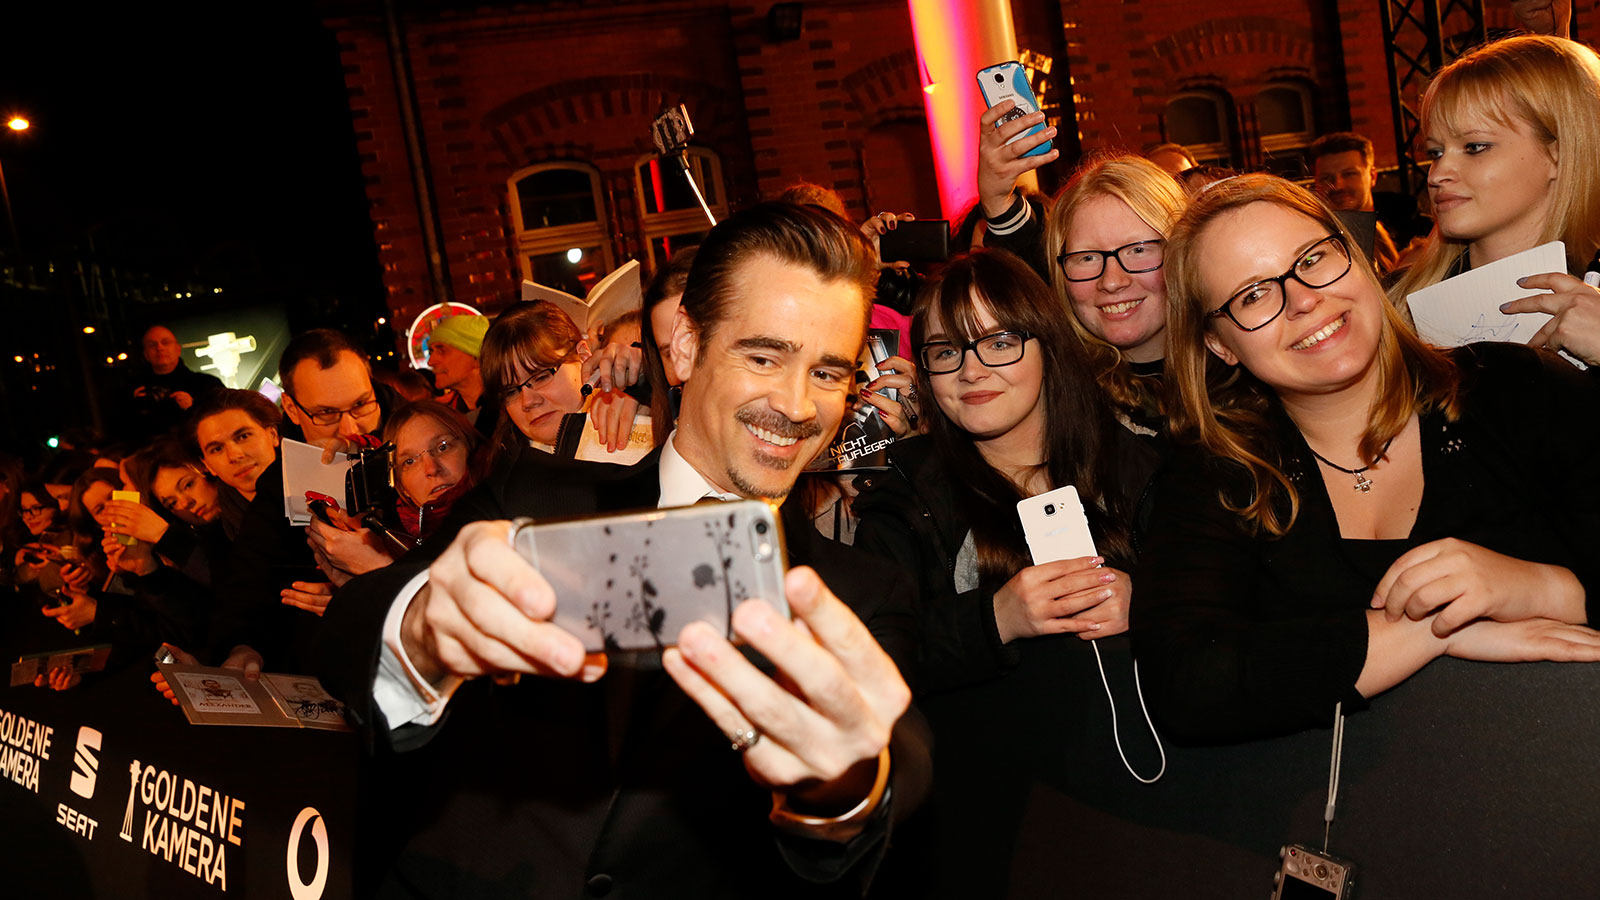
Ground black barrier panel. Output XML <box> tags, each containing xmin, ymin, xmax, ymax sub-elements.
<box><xmin>997</xmin><ymin>655</ymin><xmax>1600</xmax><ymax>898</ymax></box>
<box><xmin>0</xmin><ymin>663</ymin><xmax>356</xmax><ymax>900</ymax></box>
<box><xmin>5</xmin><ymin>651</ymin><xmax>1594</xmax><ymax>897</ymax></box>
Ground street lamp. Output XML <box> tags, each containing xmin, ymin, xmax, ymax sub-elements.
<box><xmin>0</xmin><ymin>114</ymin><xmax>27</xmax><ymax>263</ymax></box>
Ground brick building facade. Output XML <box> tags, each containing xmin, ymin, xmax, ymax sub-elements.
<box><xmin>321</xmin><ymin>0</ymin><xmax>1578</xmax><ymax>345</ymax></box>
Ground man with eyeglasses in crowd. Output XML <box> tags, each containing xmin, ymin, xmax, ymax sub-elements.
<box><xmin>206</xmin><ymin>329</ymin><xmax>404</xmax><ymax>678</ymax></box>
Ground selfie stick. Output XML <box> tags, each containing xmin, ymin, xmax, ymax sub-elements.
<box><xmin>650</xmin><ymin>104</ymin><xmax>717</xmax><ymax>228</ymax></box>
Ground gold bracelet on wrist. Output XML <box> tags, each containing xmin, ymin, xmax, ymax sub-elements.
<box><xmin>768</xmin><ymin>746</ymin><xmax>892</xmax><ymax>838</ymax></box>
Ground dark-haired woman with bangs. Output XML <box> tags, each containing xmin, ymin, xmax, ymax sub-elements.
<box><xmin>481</xmin><ymin>300</ymin><xmax>653</xmax><ymax>469</ymax></box>
<box><xmin>851</xmin><ymin>247</ymin><xmax>1162</xmax><ymax>897</ymax></box>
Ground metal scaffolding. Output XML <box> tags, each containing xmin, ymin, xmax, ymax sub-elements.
<box><xmin>1378</xmin><ymin>0</ymin><xmax>1487</xmax><ymax>196</ymax></box>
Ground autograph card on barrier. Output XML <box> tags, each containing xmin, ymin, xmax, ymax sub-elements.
<box><xmin>158</xmin><ymin>662</ymin><xmax>351</xmax><ymax>730</ymax></box>
<box><xmin>10</xmin><ymin>644</ymin><xmax>113</xmax><ymax>687</ymax></box>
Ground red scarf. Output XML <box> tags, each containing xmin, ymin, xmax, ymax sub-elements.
<box><xmin>395</xmin><ymin>478</ymin><xmax>473</xmax><ymax>545</ymax></box>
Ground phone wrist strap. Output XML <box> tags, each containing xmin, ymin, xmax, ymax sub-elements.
<box><xmin>1323</xmin><ymin>702</ymin><xmax>1345</xmax><ymax>852</ymax></box>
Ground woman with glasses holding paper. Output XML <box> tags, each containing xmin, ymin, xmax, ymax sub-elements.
<box><xmin>481</xmin><ymin>300</ymin><xmax>652</xmax><ymax>466</ymax></box>
<box><xmin>1391</xmin><ymin>35</ymin><xmax>1600</xmax><ymax>366</ymax></box>
<box><xmin>852</xmin><ymin>248</ymin><xmax>1159</xmax><ymax>896</ymax></box>
<box><xmin>1137</xmin><ymin>174</ymin><xmax>1600</xmax><ymax>746</ymax></box>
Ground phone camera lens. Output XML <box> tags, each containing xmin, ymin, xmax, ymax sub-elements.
<box><xmin>994</xmin><ymin>72</ymin><xmax>1005</xmax><ymax>84</ymax></box>
<box><xmin>754</xmin><ymin>520</ymin><xmax>769</xmax><ymax>535</ymax></box>
<box><xmin>1043</xmin><ymin>504</ymin><xmax>1056</xmax><ymax>516</ymax></box>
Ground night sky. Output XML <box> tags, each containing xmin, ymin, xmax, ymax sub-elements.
<box><xmin>0</xmin><ymin>2</ymin><xmax>382</xmax><ymax>333</ymax></box>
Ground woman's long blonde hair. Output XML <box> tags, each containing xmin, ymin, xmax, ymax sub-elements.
<box><xmin>1391</xmin><ymin>35</ymin><xmax>1600</xmax><ymax>302</ymax></box>
<box><xmin>1165</xmin><ymin>175</ymin><xmax>1461</xmax><ymax>535</ymax></box>
<box><xmin>1043</xmin><ymin>154</ymin><xmax>1188</xmax><ymax>415</ymax></box>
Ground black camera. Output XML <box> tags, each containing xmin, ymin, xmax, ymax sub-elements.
<box><xmin>1043</xmin><ymin>503</ymin><xmax>1057</xmax><ymax>516</ymax></box>
<box><xmin>874</xmin><ymin>218</ymin><xmax>951</xmax><ymax>315</ymax></box>
<box><xmin>345</xmin><ymin>442</ymin><xmax>397</xmax><ymax>519</ymax></box>
<box><xmin>875</xmin><ymin>268</ymin><xmax>920</xmax><ymax>316</ymax></box>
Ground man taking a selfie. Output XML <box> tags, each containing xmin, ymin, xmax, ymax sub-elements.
<box><xmin>319</xmin><ymin>202</ymin><xmax>928</xmax><ymax>899</ymax></box>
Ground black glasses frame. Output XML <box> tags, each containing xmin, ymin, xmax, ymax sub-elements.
<box><xmin>917</xmin><ymin>330</ymin><xmax>1034</xmax><ymax>375</ymax></box>
<box><xmin>499</xmin><ymin>344</ymin><xmax>582</xmax><ymax>403</ymax></box>
<box><xmin>1205</xmin><ymin>235</ymin><xmax>1353</xmax><ymax>332</ymax></box>
<box><xmin>1056</xmin><ymin>239</ymin><xmax>1165</xmax><ymax>282</ymax></box>
<box><xmin>285</xmin><ymin>392</ymin><xmax>382</xmax><ymax>427</ymax></box>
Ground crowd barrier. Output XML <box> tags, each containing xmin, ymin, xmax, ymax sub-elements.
<box><xmin>995</xmin><ymin>655</ymin><xmax>1600</xmax><ymax>898</ymax></box>
<box><xmin>0</xmin><ymin>660</ymin><xmax>356</xmax><ymax>900</ymax></box>
<box><xmin>2</xmin><ymin>649</ymin><xmax>1595</xmax><ymax>898</ymax></box>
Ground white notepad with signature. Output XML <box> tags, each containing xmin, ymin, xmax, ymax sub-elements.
<box><xmin>1405</xmin><ymin>241</ymin><xmax>1563</xmax><ymax>348</ymax></box>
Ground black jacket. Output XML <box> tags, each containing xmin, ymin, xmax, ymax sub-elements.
<box><xmin>852</xmin><ymin>433</ymin><xmax>1159</xmax><ymax>694</ymax></box>
<box><xmin>849</xmin><ymin>435</ymin><xmax>1163</xmax><ymax>898</ymax></box>
<box><xmin>121</xmin><ymin>363</ymin><xmax>224</xmax><ymax>441</ymax></box>
<box><xmin>315</xmin><ymin>449</ymin><xmax>931</xmax><ymax>900</ymax></box>
<box><xmin>1133</xmin><ymin>343</ymin><xmax>1600</xmax><ymax>745</ymax></box>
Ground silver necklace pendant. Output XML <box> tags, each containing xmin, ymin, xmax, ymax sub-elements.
<box><xmin>1353</xmin><ymin>471</ymin><xmax>1373</xmax><ymax>493</ymax></box>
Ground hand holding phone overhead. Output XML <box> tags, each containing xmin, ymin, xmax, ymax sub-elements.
<box><xmin>974</xmin><ymin>61</ymin><xmax>1059</xmax><ymax>217</ymax></box>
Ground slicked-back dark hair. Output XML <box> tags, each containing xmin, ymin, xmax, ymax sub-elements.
<box><xmin>186</xmin><ymin>388</ymin><xmax>283</xmax><ymax>454</ymax></box>
<box><xmin>679</xmin><ymin>202</ymin><xmax>877</xmax><ymax>358</ymax></box>
<box><xmin>278</xmin><ymin>328</ymin><xmax>369</xmax><ymax>395</ymax></box>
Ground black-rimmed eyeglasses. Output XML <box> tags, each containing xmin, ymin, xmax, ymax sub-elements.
<box><xmin>1057</xmin><ymin>239</ymin><xmax>1164</xmax><ymax>282</ymax></box>
<box><xmin>917</xmin><ymin>331</ymin><xmax>1033</xmax><ymax>375</ymax></box>
<box><xmin>1206</xmin><ymin>235</ymin><xmax>1353</xmax><ymax>332</ymax></box>
<box><xmin>286</xmin><ymin>393</ymin><xmax>381</xmax><ymax>427</ymax></box>
<box><xmin>498</xmin><ymin>346</ymin><xmax>580</xmax><ymax>403</ymax></box>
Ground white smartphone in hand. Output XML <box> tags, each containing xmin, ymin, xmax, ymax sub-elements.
<box><xmin>1016</xmin><ymin>486</ymin><xmax>1096</xmax><ymax>565</ymax></box>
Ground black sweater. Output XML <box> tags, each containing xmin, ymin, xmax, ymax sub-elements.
<box><xmin>1133</xmin><ymin>343</ymin><xmax>1600</xmax><ymax>745</ymax></box>
<box><xmin>852</xmin><ymin>432</ymin><xmax>1159</xmax><ymax>692</ymax></box>
<box><xmin>850</xmin><ymin>435</ymin><xmax>1163</xmax><ymax>898</ymax></box>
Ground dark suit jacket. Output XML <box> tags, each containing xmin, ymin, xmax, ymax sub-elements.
<box><xmin>317</xmin><ymin>447</ymin><xmax>930</xmax><ymax>900</ymax></box>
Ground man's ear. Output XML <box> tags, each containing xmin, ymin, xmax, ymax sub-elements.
<box><xmin>1203</xmin><ymin>331</ymin><xmax>1240</xmax><ymax>367</ymax></box>
<box><xmin>668</xmin><ymin>307</ymin><xmax>699</xmax><ymax>385</ymax></box>
<box><xmin>267</xmin><ymin>426</ymin><xmax>281</xmax><ymax>448</ymax></box>
<box><xmin>281</xmin><ymin>393</ymin><xmax>307</xmax><ymax>428</ymax></box>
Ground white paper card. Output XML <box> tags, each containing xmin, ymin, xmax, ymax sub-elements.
<box><xmin>1405</xmin><ymin>241</ymin><xmax>1563</xmax><ymax>348</ymax></box>
<box><xmin>279</xmin><ymin>438</ymin><xmax>355</xmax><ymax>526</ymax></box>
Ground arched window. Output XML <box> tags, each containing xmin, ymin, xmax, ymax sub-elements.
<box><xmin>1164</xmin><ymin>91</ymin><xmax>1233</xmax><ymax>166</ymax></box>
<box><xmin>634</xmin><ymin>148</ymin><xmax>728</xmax><ymax>270</ymax></box>
<box><xmin>1257</xmin><ymin>82</ymin><xmax>1316</xmax><ymax>176</ymax></box>
<box><xmin>508</xmin><ymin>162</ymin><xmax>614</xmax><ymax>297</ymax></box>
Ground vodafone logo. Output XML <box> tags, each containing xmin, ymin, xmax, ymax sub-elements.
<box><xmin>70</xmin><ymin>727</ymin><xmax>101</xmax><ymax>799</ymax></box>
<box><xmin>286</xmin><ymin>806</ymin><xmax>329</xmax><ymax>900</ymax></box>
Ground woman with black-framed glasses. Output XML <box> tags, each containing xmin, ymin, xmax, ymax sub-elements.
<box><xmin>480</xmin><ymin>300</ymin><xmax>653</xmax><ymax>469</ymax></box>
<box><xmin>977</xmin><ymin>150</ymin><xmax>1188</xmax><ymax>435</ymax></box>
<box><xmin>1137</xmin><ymin>173</ymin><xmax>1600</xmax><ymax>746</ymax></box>
<box><xmin>852</xmin><ymin>248</ymin><xmax>1162</xmax><ymax>896</ymax></box>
